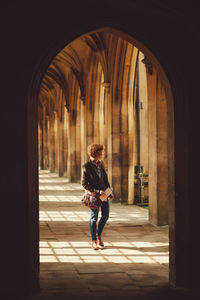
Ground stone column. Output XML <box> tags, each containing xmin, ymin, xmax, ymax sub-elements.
<box><xmin>99</xmin><ymin>78</ymin><xmax>106</xmax><ymax>147</ymax></box>
<box><xmin>38</xmin><ymin>122</ymin><xmax>44</xmax><ymax>170</ymax></box>
<box><xmin>63</xmin><ymin>106</ymin><xmax>68</xmax><ymax>177</ymax></box>
<box><xmin>66</xmin><ymin>110</ymin><xmax>71</xmax><ymax>180</ymax></box>
<box><xmin>156</xmin><ymin>74</ymin><xmax>169</xmax><ymax>225</ymax></box>
<box><xmin>43</xmin><ymin>115</ymin><xmax>49</xmax><ymax>169</ymax></box>
<box><xmin>112</xmin><ymin>88</ymin><xmax>121</xmax><ymax>202</ymax></box>
<box><xmin>102</xmin><ymin>82</ymin><xmax>112</xmax><ymax>188</ymax></box>
<box><xmin>58</xmin><ymin>115</ymin><xmax>64</xmax><ymax>177</ymax></box>
<box><xmin>49</xmin><ymin>113</ymin><xmax>55</xmax><ymax>173</ymax></box>
<box><xmin>67</xmin><ymin>108</ymin><xmax>77</xmax><ymax>182</ymax></box>
<box><xmin>138</xmin><ymin>52</ymin><xmax>148</xmax><ymax>174</ymax></box>
<box><xmin>75</xmin><ymin>95</ymin><xmax>81</xmax><ymax>182</ymax></box>
<box><xmin>86</xmin><ymin>61</ymin><xmax>95</xmax><ymax>148</ymax></box>
<box><xmin>147</xmin><ymin>65</ymin><xmax>169</xmax><ymax>225</ymax></box>
<box><xmin>134</xmin><ymin>52</ymin><xmax>149</xmax><ymax>206</ymax></box>
<box><xmin>54</xmin><ymin>111</ymin><xmax>59</xmax><ymax>173</ymax></box>
<box><xmin>80</xmin><ymin>97</ymin><xmax>87</xmax><ymax>169</ymax></box>
<box><xmin>93</xmin><ymin>63</ymin><xmax>102</xmax><ymax>144</ymax></box>
<box><xmin>147</xmin><ymin>68</ymin><xmax>158</xmax><ymax>224</ymax></box>
<box><xmin>127</xmin><ymin>95</ymin><xmax>135</xmax><ymax>205</ymax></box>
<box><xmin>128</xmin><ymin>47</ymin><xmax>138</xmax><ymax>204</ymax></box>
<box><xmin>120</xmin><ymin>94</ymin><xmax>129</xmax><ymax>203</ymax></box>
<box><xmin>121</xmin><ymin>44</ymin><xmax>136</xmax><ymax>204</ymax></box>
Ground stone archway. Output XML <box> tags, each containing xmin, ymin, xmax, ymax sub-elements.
<box><xmin>1</xmin><ymin>1</ymin><xmax>199</xmax><ymax>295</ymax></box>
<box><xmin>37</xmin><ymin>27</ymin><xmax>174</xmax><ymax>224</ymax></box>
<box><xmin>29</xmin><ymin>27</ymin><xmax>175</xmax><ymax>291</ymax></box>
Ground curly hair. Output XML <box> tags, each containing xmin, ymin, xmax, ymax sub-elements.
<box><xmin>88</xmin><ymin>143</ymin><xmax>104</xmax><ymax>158</ymax></box>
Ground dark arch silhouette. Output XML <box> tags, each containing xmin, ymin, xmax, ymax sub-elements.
<box><xmin>1</xmin><ymin>1</ymin><xmax>199</xmax><ymax>295</ymax></box>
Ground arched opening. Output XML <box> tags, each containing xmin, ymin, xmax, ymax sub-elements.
<box><xmin>28</xmin><ymin>27</ymin><xmax>175</xmax><ymax>295</ymax></box>
<box><xmin>38</xmin><ymin>27</ymin><xmax>174</xmax><ymax>219</ymax></box>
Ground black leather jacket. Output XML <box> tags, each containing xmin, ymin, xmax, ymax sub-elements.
<box><xmin>81</xmin><ymin>160</ymin><xmax>110</xmax><ymax>192</ymax></box>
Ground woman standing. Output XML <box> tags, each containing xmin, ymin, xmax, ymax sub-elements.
<box><xmin>82</xmin><ymin>144</ymin><xmax>113</xmax><ymax>250</ymax></box>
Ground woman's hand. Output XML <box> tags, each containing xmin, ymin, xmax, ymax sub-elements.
<box><xmin>100</xmin><ymin>190</ymin><xmax>107</xmax><ymax>197</ymax></box>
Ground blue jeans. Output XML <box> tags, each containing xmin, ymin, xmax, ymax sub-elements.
<box><xmin>89</xmin><ymin>200</ymin><xmax>109</xmax><ymax>241</ymax></box>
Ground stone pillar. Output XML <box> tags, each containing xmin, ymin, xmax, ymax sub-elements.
<box><xmin>93</xmin><ymin>64</ymin><xmax>101</xmax><ymax>143</ymax></box>
<box><xmin>49</xmin><ymin>113</ymin><xmax>55</xmax><ymax>173</ymax></box>
<box><xmin>147</xmin><ymin>69</ymin><xmax>158</xmax><ymax>224</ymax></box>
<box><xmin>57</xmin><ymin>90</ymin><xmax>65</xmax><ymax>177</ymax></box>
<box><xmin>99</xmin><ymin>76</ymin><xmax>106</xmax><ymax>147</ymax></box>
<box><xmin>128</xmin><ymin>47</ymin><xmax>138</xmax><ymax>204</ymax></box>
<box><xmin>66</xmin><ymin>110</ymin><xmax>71</xmax><ymax>180</ymax></box>
<box><xmin>43</xmin><ymin>115</ymin><xmax>49</xmax><ymax>169</ymax></box>
<box><xmin>38</xmin><ymin>122</ymin><xmax>44</xmax><ymax>170</ymax></box>
<box><xmin>86</xmin><ymin>59</ymin><xmax>96</xmax><ymax>147</ymax></box>
<box><xmin>120</xmin><ymin>101</ymin><xmax>129</xmax><ymax>202</ymax></box>
<box><xmin>127</xmin><ymin>94</ymin><xmax>135</xmax><ymax>205</ymax></box>
<box><xmin>54</xmin><ymin>111</ymin><xmax>59</xmax><ymax>173</ymax></box>
<box><xmin>138</xmin><ymin>52</ymin><xmax>148</xmax><ymax>174</ymax></box>
<box><xmin>156</xmin><ymin>74</ymin><xmax>169</xmax><ymax>225</ymax></box>
<box><xmin>58</xmin><ymin>115</ymin><xmax>64</xmax><ymax>177</ymax></box>
<box><xmin>112</xmin><ymin>87</ymin><xmax>121</xmax><ymax>202</ymax></box>
<box><xmin>102</xmin><ymin>82</ymin><xmax>112</xmax><ymax>188</ymax></box>
<box><xmin>147</xmin><ymin>65</ymin><xmax>169</xmax><ymax>225</ymax></box>
<box><xmin>63</xmin><ymin>106</ymin><xmax>68</xmax><ymax>176</ymax></box>
<box><xmin>80</xmin><ymin>97</ymin><xmax>87</xmax><ymax>169</ymax></box>
<box><xmin>121</xmin><ymin>44</ymin><xmax>136</xmax><ymax>204</ymax></box>
<box><xmin>71</xmin><ymin>110</ymin><xmax>77</xmax><ymax>182</ymax></box>
<box><xmin>67</xmin><ymin>108</ymin><xmax>77</xmax><ymax>182</ymax></box>
<box><xmin>134</xmin><ymin>52</ymin><xmax>149</xmax><ymax>206</ymax></box>
<box><xmin>75</xmin><ymin>94</ymin><xmax>81</xmax><ymax>181</ymax></box>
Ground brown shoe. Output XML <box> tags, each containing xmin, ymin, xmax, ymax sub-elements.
<box><xmin>91</xmin><ymin>240</ymin><xmax>98</xmax><ymax>250</ymax></box>
<box><xmin>97</xmin><ymin>235</ymin><xmax>104</xmax><ymax>247</ymax></box>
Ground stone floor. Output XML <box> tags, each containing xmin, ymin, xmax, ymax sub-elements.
<box><xmin>26</xmin><ymin>170</ymin><xmax>198</xmax><ymax>300</ymax></box>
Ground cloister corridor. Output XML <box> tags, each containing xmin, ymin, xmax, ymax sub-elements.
<box><xmin>36</xmin><ymin>29</ymin><xmax>179</xmax><ymax>299</ymax></box>
<box><xmin>36</xmin><ymin>170</ymin><xmax>170</xmax><ymax>300</ymax></box>
<box><xmin>2</xmin><ymin>2</ymin><xmax>200</xmax><ymax>298</ymax></box>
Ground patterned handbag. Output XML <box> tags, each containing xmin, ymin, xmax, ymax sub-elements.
<box><xmin>81</xmin><ymin>191</ymin><xmax>102</xmax><ymax>209</ymax></box>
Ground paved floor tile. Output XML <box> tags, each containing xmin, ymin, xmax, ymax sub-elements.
<box><xmin>26</xmin><ymin>170</ymin><xmax>194</xmax><ymax>299</ymax></box>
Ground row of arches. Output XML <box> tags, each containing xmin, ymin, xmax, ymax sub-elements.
<box><xmin>38</xmin><ymin>29</ymin><xmax>173</xmax><ymax>225</ymax></box>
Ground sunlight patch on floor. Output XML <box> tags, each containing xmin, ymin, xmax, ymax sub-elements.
<box><xmin>39</xmin><ymin>170</ymin><xmax>169</xmax><ymax>267</ymax></box>
<box><xmin>39</xmin><ymin>240</ymin><xmax>169</xmax><ymax>264</ymax></box>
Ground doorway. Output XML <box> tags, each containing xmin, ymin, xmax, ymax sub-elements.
<box><xmin>29</xmin><ymin>27</ymin><xmax>174</xmax><ymax>294</ymax></box>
